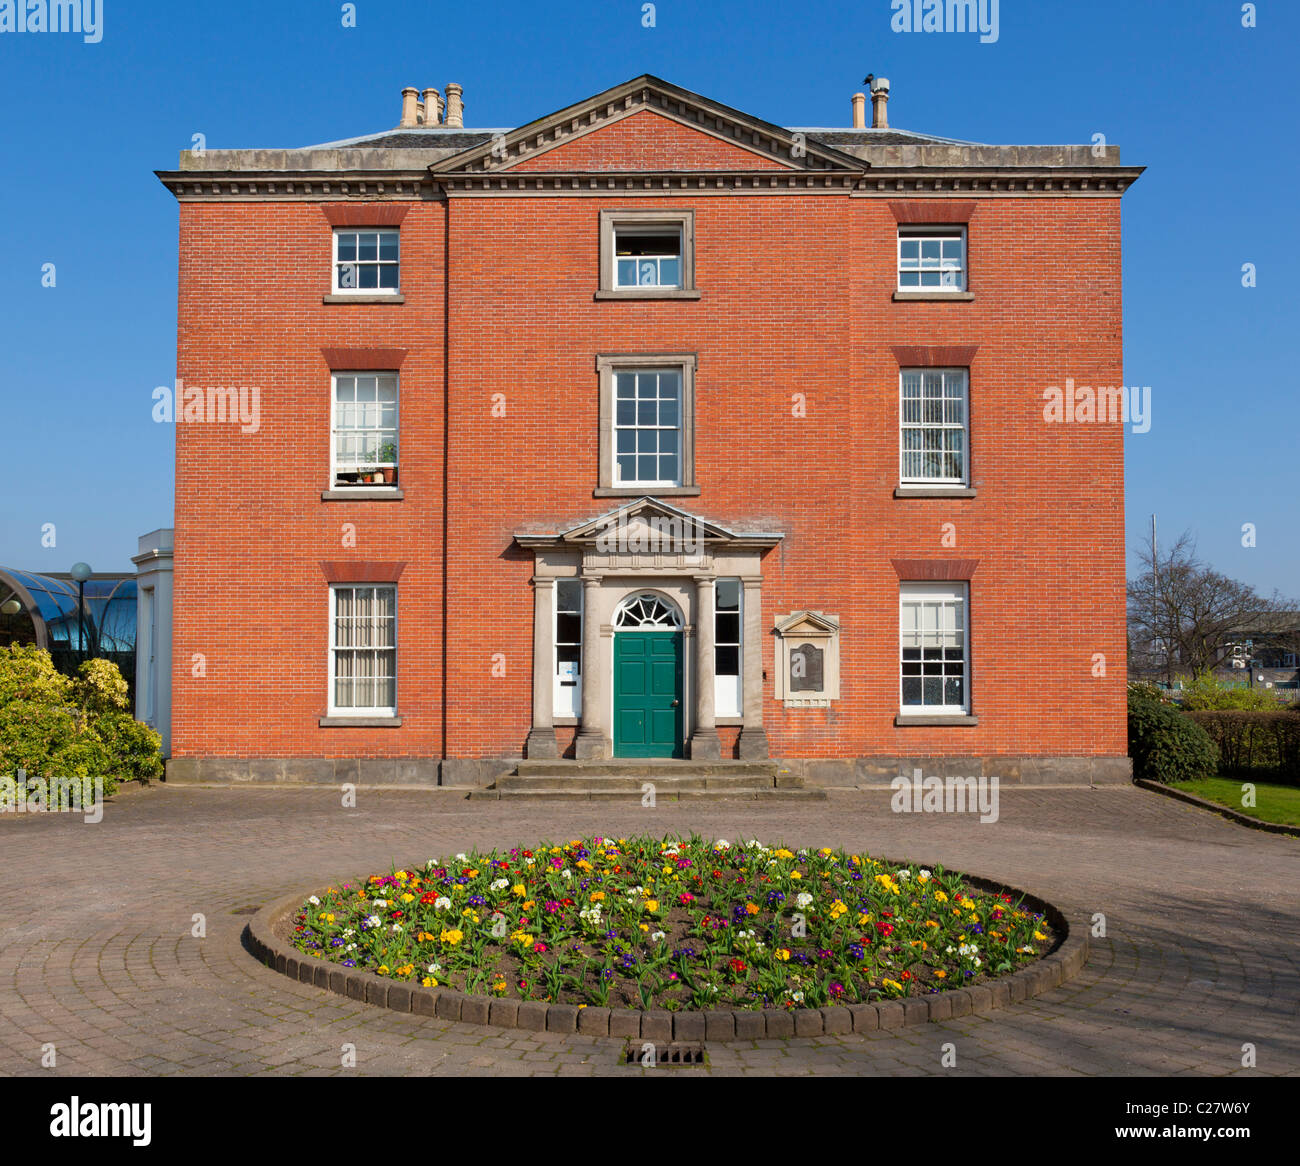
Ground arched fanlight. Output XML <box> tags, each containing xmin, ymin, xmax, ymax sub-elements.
<box><xmin>614</xmin><ymin>592</ymin><xmax>682</xmax><ymax>629</ymax></box>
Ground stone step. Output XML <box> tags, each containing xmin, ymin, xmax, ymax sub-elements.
<box><xmin>498</xmin><ymin>775</ymin><xmax>777</xmax><ymax>793</ymax></box>
<box><xmin>470</xmin><ymin>787</ymin><xmax>827</xmax><ymax>802</ymax></box>
<box><xmin>515</xmin><ymin>759</ymin><xmax>780</xmax><ymax>779</ymax></box>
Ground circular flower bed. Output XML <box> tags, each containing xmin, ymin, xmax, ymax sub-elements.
<box><xmin>289</xmin><ymin>835</ymin><xmax>1056</xmax><ymax>1011</ymax></box>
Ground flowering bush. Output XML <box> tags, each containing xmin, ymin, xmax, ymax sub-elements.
<box><xmin>290</xmin><ymin>836</ymin><xmax>1055</xmax><ymax>1011</ymax></box>
<box><xmin>0</xmin><ymin>645</ymin><xmax>163</xmax><ymax>794</ymax></box>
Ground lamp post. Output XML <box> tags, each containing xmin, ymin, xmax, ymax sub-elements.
<box><xmin>69</xmin><ymin>562</ymin><xmax>93</xmax><ymax>664</ymax></box>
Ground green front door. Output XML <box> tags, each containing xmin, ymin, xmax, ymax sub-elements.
<box><xmin>614</xmin><ymin>632</ymin><xmax>684</xmax><ymax>758</ymax></box>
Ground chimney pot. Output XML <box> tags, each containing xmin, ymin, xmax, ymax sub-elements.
<box><xmin>870</xmin><ymin>76</ymin><xmax>890</xmax><ymax>129</ymax></box>
<box><xmin>444</xmin><ymin>82</ymin><xmax>464</xmax><ymax>128</ymax></box>
<box><xmin>851</xmin><ymin>92</ymin><xmax>866</xmax><ymax>129</ymax></box>
<box><xmin>422</xmin><ymin>87</ymin><xmax>442</xmax><ymax>126</ymax></box>
<box><xmin>400</xmin><ymin>87</ymin><xmax>420</xmax><ymax>128</ymax></box>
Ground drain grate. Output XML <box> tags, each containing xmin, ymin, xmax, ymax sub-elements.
<box><xmin>623</xmin><ymin>1041</ymin><xmax>707</xmax><ymax>1067</ymax></box>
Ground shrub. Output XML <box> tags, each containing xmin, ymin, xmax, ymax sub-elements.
<box><xmin>0</xmin><ymin>645</ymin><xmax>163</xmax><ymax>797</ymax></box>
<box><xmin>1128</xmin><ymin>688</ymin><xmax>1219</xmax><ymax>784</ymax></box>
<box><xmin>1184</xmin><ymin>710</ymin><xmax>1300</xmax><ymax>784</ymax></box>
<box><xmin>1180</xmin><ymin>671</ymin><xmax>1281</xmax><ymax>711</ymax></box>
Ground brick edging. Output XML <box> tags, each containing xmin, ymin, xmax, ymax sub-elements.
<box><xmin>246</xmin><ymin>864</ymin><xmax>1088</xmax><ymax>1040</ymax></box>
<box><xmin>1134</xmin><ymin>778</ymin><xmax>1300</xmax><ymax>838</ymax></box>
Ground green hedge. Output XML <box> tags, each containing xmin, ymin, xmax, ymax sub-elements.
<box><xmin>0</xmin><ymin>645</ymin><xmax>163</xmax><ymax>798</ymax></box>
<box><xmin>1128</xmin><ymin>688</ymin><xmax>1219</xmax><ymax>784</ymax></box>
<box><xmin>1183</xmin><ymin>710</ymin><xmax>1300</xmax><ymax>784</ymax></box>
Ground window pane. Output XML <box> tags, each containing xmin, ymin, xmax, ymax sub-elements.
<box><xmin>716</xmin><ymin>578</ymin><xmax>740</xmax><ymax>610</ymax></box>
<box><xmin>557</xmin><ymin>579</ymin><xmax>581</xmax><ymax>612</ymax></box>
<box><xmin>378</xmin><ymin>265</ymin><xmax>400</xmax><ymax>289</ymax></box>
<box><xmin>715</xmin><ymin>645</ymin><xmax>740</xmax><ymax>675</ymax></box>
<box><xmin>379</xmin><ymin>233</ymin><xmax>399</xmax><ymax>260</ymax></box>
<box><xmin>557</xmin><ymin>613</ymin><xmax>581</xmax><ymax>643</ymax></box>
<box><xmin>716</xmin><ymin>612</ymin><xmax>740</xmax><ymax>643</ymax></box>
<box><xmin>337</xmin><ymin>235</ymin><xmax>357</xmax><ymax>261</ymax></box>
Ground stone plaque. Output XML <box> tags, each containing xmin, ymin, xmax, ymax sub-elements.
<box><xmin>790</xmin><ymin>642</ymin><xmax>824</xmax><ymax>692</ymax></box>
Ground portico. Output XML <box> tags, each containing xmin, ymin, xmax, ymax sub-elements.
<box><xmin>515</xmin><ymin>498</ymin><xmax>781</xmax><ymax>762</ymax></box>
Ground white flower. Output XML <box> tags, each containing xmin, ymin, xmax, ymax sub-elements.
<box><xmin>561</xmin><ymin>869</ymin><xmax>572</xmax><ymax>880</ymax></box>
<box><xmin>790</xmin><ymin>991</ymin><xmax>805</xmax><ymax>1003</ymax></box>
<box><xmin>373</xmin><ymin>898</ymin><xmax>389</xmax><ymax>908</ymax></box>
<box><xmin>973</xmin><ymin>957</ymin><xmax>982</xmax><ymax>967</ymax></box>
<box><xmin>897</xmin><ymin>869</ymin><xmax>911</xmax><ymax>880</ymax></box>
<box><xmin>434</xmin><ymin>897</ymin><xmax>452</xmax><ymax>912</ymax></box>
<box><xmin>795</xmin><ymin>892</ymin><xmax>813</xmax><ymax>909</ymax></box>
<box><xmin>427</xmin><ymin>962</ymin><xmax>441</xmax><ymax>974</ymax></box>
<box><xmin>714</xmin><ymin>840</ymin><xmax>730</xmax><ymax>849</ymax></box>
<box><xmin>342</xmin><ymin>928</ymin><xmax>355</xmax><ymax>938</ymax></box>
<box><xmin>525</xmin><ymin>857</ymin><xmax>535</xmax><ymax>865</ymax></box>
<box><xmin>363</xmin><ymin>914</ymin><xmax>381</xmax><ymax>929</ymax></box>
<box><xmin>919</xmin><ymin>868</ymin><xmax>932</xmax><ymax>880</ymax></box>
<box><xmin>307</xmin><ymin>895</ymin><xmax>320</xmax><ymax>905</ymax></box>
<box><xmin>491</xmin><ymin>878</ymin><xmax>509</xmax><ymax>891</ymax></box>
<box><xmin>650</xmin><ymin>930</ymin><xmax>666</xmax><ymax>942</ymax></box>
<box><xmin>455</xmin><ymin>853</ymin><xmax>468</xmax><ymax>861</ymax></box>
<box><xmin>390</xmin><ymin>923</ymin><xmax>403</xmax><ymax>932</ymax></box>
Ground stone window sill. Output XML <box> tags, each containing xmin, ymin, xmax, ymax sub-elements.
<box><xmin>319</xmin><ymin>716</ymin><xmax>403</xmax><ymax>727</ymax></box>
<box><xmin>594</xmin><ymin>289</ymin><xmax>702</xmax><ymax>301</ymax></box>
<box><xmin>716</xmin><ymin>717</ymin><xmax>745</xmax><ymax>726</ymax></box>
<box><xmin>892</xmin><ymin>291</ymin><xmax>974</xmax><ymax>302</ymax></box>
<box><xmin>321</xmin><ymin>487</ymin><xmax>405</xmax><ymax>501</ymax></box>
<box><xmin>322</xmin><ymin>293</ymin><xmax>406</xmax><ymax>304</ymax></box>
<box><xmin>894</xmin><ymin>714</ymin><xmax>979</xmax><ymax>726</ymax></box>
<box><xmin>593</xmin><ymin>486</ymin><xmax>701</xmax><ymax>497</ymax></box>
<box><xmin>894</xmin><ymin>486</ymin><xmax>976</xmax><ymax>498</ymax></box>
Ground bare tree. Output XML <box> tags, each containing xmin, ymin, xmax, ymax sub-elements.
<box><xmin>1127</xmin><ymin>531</ymin><xmax>1290</xmax><ymax>683</ymax></box>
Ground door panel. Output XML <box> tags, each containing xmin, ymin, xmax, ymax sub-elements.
<box><xmin>614</xmin><ymin>632</ymin><xmax>683</xmax><ymax>758</ymax></box>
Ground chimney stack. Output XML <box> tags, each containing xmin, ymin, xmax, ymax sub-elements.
<box><xmin>444</xmin><ymin>82</ymin><xmax>464</xmax><ymax>128</ymax></box>
<box><xmin>400</xmin><ymin>87</ymin><xmax>420</xmax><ymax>128</ymax></box>
<box><xmin>422</xmin><ymin>87</ymin><xmax>442</xmax><ymax>126</ymax></box>
<box><xmin>870</xmin><ymin>76</ymin><xmax>890</xmax><ymax>129</ymax></box>
<box><xmin>851</xmin><ymin>91</ymin><xmax>866</xmax><ymax>129</ymax></box>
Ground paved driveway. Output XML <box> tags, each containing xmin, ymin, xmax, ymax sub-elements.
<box><xmin>1</xmin><ymin>785</ymin><xmax>1296</xmax><ymax>1076</ymax></box>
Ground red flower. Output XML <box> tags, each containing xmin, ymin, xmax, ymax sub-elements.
<box><xmin>875</xmin><ymin>921</ymin><xmax>893</xmax><ymax>937</ymax></box>
<box><xmin>728</xmin><ymin>958</ymin><xmax>746</xmax><ymax>974</ymax></box>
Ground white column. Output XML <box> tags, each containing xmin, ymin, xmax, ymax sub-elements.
<box><xmin>689</xmin><ymin>574</ymin><xmax>721</xmax><ymax>759</ymax></box>
<box><xmin>737</xmin><ymin>574</ymin><xmax>769</xmax><ymax>759</ymax></box>
<box><xmin>574</xmin><ymin>574</ymin><xmax>608</xmax><ymax>758</ymax></box>
<box><xmin>525</xmin><ymin>576</ymin><xmax>558</xmax><ymax>758</ymax></box>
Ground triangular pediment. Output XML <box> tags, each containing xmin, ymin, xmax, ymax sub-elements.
<box><xmin>775</xmin><ymin>610</ymin><xmax>840</xmax><ymax>636</ymax></box>
<box><xmin>431</xmin><ymin>75</ymin><xmax>866</xmax><ymax>177</ymax></box>
<box><xmin>513</xmin><ymin>497</ymin><xmax>783</xmax><ymax>550</ymax></box>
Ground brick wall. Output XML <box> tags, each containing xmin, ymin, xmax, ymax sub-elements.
<box><xmin>170</xmin><ymin>121</ymin><xmax>1127</xmax><ymax>764</ymax></box>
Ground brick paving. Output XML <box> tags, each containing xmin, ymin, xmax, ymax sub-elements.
<box><xmin>1</xmin><ymin>784</ymin><xmax>1297</xmax><ymax>1076</ymax></box>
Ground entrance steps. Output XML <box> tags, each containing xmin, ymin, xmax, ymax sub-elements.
<box><xmin>473</xmin><ymin>759</ymin><xmax>826</xmax><ymax>801</ymax></box>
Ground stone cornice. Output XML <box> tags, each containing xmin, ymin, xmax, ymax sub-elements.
<box><xmin>156</xmin><ymin>164</ymin><xmax>1142</xmax><ymax>202</ymax></box>
<box><xmin>155</xmin><ymin>170</ymin><xmax>436</xmax><ymax>202</ymax></box>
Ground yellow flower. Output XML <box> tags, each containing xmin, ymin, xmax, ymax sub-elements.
<box><xmin>829</xmin><ymin>899</ymin><xmax>847</xmax><ymax>919</ymax></box>
<box><xmin>492</xmin><ymin>980</ymin><xmax>507</xmax><ymax>993</ymax></box>
<box><xmin>512</xmin><ymin>884</ymin><xmax>526</xmax><ymax>897</ymax></box>
<box><xmin>1033</xmin><ymin>930</ymin><xmax>1048</xmax><ymax>941</ymax></box>
<box><xmin>744</xmin><ymin>902</ymin><xmax>759</xmax><ymax>915</ymax></box>
<box><xmin>576</xmin><ymin>860</ymin><xmax>593</xmax><ymax>872</ymax></box>
<box><xmin>774</xmin><ymin>849</ymin><xmax>795</xmax><ymax>860</ymax></box>
<box><xmin>522</xmin><ymin>900</ymin><xmax>534</xmax><ymax>910</ymax></box>
<box><xmin>439</xmin><ymin>928</ymin><xmax>463</xmax><ymax>945</ymax></box>
<box><xmin>644</xmin><ymin>900</ymin><xmax>659</xmax><ymax>913</ymax></box>
<box><xmin>589</xmin><ymin>891</ymin><xmax>606</xmax><ymax>902</ymax></box>
<box><xmin>935</xmin><ymin>891</ymin><xmax>949</xmax><ymax>903</ymax></box>
<box><xmin>925</xmin><ymin>920</ymin><xmax>939</xmax><ymax>929</ymax></box>
<box><xmin>790</xmin><ymin>871</ymin><xmax>802</xmax><ymax>881</ymax></box>
<box><xmin>639</xmin><ymin>923</ymin><xmax>650</xmax><ymax>932</ymax></box>
<box><xmin>400</xmin><ymin>892</ymin><xmax>415</xmax><ymax>903</ymax></box>
<box><xmin>775</xmin><ymin>948</ymin><xmax>791</xmax><ymax>962</ymax></box>
<box><xmin>934</xmin><ymin>970</ymin><xmax>947</xmax><ymax>979</ymax></box>
<box><xmin>510</xmin><ymin>930</ymin><xmax>534</xmax><ymax>948</ymax></box>
<box><xmin>422</xmin><ymin>976</ymin><xmax>438</xmax><ymax>987</ymax></box>
<box><xmin>377</xmin><ymin>964</ymin><xmax>390</xmax><ymax>975</ymax></box>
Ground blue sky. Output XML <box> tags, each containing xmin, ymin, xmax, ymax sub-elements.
<box><xmin>0</xmin><ymin>0</ymin><xmax>1295</xmax><ymax>596</ymax></box>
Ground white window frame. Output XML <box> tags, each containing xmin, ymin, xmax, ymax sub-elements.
<box><xmin>899</xmin><ymin>368</ymin><xmax>969</xmax><ymax>486</ymax></box>
<box><xmin>613</xmin><ymin>225</ymin><xmax>683</xmax><ymax>290</ymax></box>
<box><xmin>899</xmin><ymin>582</ymin><xmax>969</xmax><ymax>716</ymax></box>
<box><xmin>714</xmin><ymin>577</ymin><xmax>743</xmax><ymax>718</ymax></box>
<box><xmin>612</xmin><ymin>367</ymin><xmax>684</xmax><ymax>489</ymax></box>
<box><xmin>328</xmin><ymin>584</ymin><xmax>398</xmax><ymax>717</ymax></box>
<box><xmin>597</xmin><ymin>209</ymin><xmax>698</xmax><ymax>299</ymax></box>
<box><xmin>897</xmin><ymin>226</ymin><xmax>966</xmax><ymax>292</ymax></box>
<box><xmin>330</xmin><ymin>372</ymin><xmax>399</xmax><ymax>487</ymax></box>
<box><xmin>332</xmin><ymin>228</ymin><xmax>401</xmax><ymax>295</ymax></box>
<box><xmin>553</xmin><ymin>578</ymin><xmax>583</xmax><ymax>719</ymax></box>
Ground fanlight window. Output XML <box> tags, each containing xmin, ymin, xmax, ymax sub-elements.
<box><xmin>614</xmin><ymin>593</ymin><xmax>682</xmax><ymax>629</ymax></box>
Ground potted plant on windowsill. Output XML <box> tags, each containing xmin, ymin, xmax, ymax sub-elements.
<box><xmin>378</xmin><ymin>441</ymin><xmax>397</xmax><ymax>485</ymax></box>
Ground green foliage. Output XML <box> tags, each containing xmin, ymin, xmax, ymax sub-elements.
<box><xmin>1179</xmin><ymin>671</ymin><xmax>1281</xmax><ymax>711</ymax></box>
<box><xmin>1183</xmin><ymin>710</ymin><xmax>1300</xmax><ymax>784</ymax></box>
<box><xmin>0</xmin><ymin>644</ymin><xmax>163</xmax><ymax>796</ymax></box>
<box><xmin>1128</xmin><ymin>686</ymin><xmax>1219</xmax><ymax>784</ymax></box>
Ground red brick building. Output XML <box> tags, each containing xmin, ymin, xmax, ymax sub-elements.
<box><xmin>157</xmin><ymin>75</ymin><xmax>1143</xmax><ymax>788</ymax></box>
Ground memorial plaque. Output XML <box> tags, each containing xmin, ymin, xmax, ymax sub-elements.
<box><xmin>790</xmin><ymin>642</ymin><xmax>824</xmax><ymax>692</ymax></box>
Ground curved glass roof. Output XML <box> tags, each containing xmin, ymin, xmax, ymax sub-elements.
<box><xmin>0</xmin><ymin>569</ymin><xmax>137</xmax><ymax>654</ymax></box>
